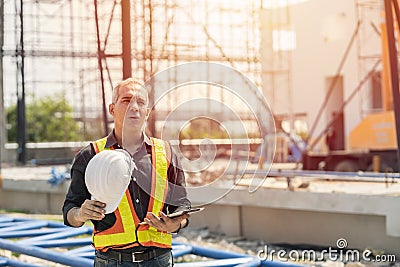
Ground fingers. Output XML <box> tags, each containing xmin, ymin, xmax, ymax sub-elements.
<box><xmin>79</xmin><ymin>199</ymin><xmax>106</xmax><ymax>221</ymax></box>
<box><xmin>144</xmin><ymin>212</ymin><xmax>164</xmax><ymax>229</ymax></box>
<box><xmin>144</xmin><ymin>212</ymin><xmax>189</xmax><ymax>232</ymax></box>
<box><xmin>159</xmin><ymin>212</ymin><xmax>189</xmax><ymax>223</ymax></box>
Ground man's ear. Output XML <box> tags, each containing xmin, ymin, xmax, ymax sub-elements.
<box><xmin>109</xmin><ymin>103</ymin><xmax>115</xmax><ymax>116</ymax></box>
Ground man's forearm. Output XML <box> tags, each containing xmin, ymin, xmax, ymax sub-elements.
<box><xmin>66</xmin><ymin>207</ymin><xmax>85</xmax><ymax>227</ymax></box>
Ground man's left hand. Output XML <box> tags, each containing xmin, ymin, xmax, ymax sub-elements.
<box><xmin>144</xmin><ymin>212</ymin><xmax>189</xmax><ymax>233</ymax></box>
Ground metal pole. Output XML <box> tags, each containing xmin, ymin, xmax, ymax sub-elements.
<box><xmin>94</xmin><ymin>0</ymin><xmax>109</xmax><ymax>136</ymax></box>
<box><xmin>0</xmin><ymin>1</ymin><xmax>5</xmax><ymax>171</ymax></box>
<box><xmin>17</xmin><ymin>0</ymin><xmax>26</xmax><ymax>165</ymax></box>
<box><xmin>392</xmin><ymin>0</ymin><xmax>400</xmax><ymax>30</ymax></box>
<box><xmin>121</xmin><ymin>0</ymin><xmax>132</xmax><ymax>79</ymax></box>
<box><xmin>384</xmin><ymin>0</ymin><xmax>400</xmax><ymax>171</ymax></box>
<box><xmin>147</xmin><ymin>0</ymin><xmax>156</xmax><ymax>136</ymax></box>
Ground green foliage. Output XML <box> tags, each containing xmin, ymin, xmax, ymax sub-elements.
<box><xmin>6</xmin><ymin>94</ymin><xmax>80</xmax><ymax>142</ymax></box>
<box><xmin>179</xmin><ymin>118</ymin><xmax>229</xmax><ymax>139</ymax></box>
<box><xmin>6</xmin><ymin>105</ymin><xmax>17</xmax><ymax>142</ymax></box>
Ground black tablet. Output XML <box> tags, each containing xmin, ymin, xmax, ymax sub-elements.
<box><xmin>167</xmin><ymin>207</ymin><xmax>204</xmax><ymax>218</ymax></box>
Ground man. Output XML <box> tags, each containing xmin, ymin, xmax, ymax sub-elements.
<box><xmin>63</xmin><ymin>78</ymin><xmax>191</xmax><ymax>266</ymax></box>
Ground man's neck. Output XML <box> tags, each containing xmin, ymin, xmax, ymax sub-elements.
<box><xmin>115</xmin><ymin>129</ymin><xmax>143</xmax><ymax>155</ymax></box>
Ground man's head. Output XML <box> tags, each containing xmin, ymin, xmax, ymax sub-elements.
<box><xmin>109</xmin><ymin>78</ymin><xmax>150</xmax><ymax>139</ymax></box>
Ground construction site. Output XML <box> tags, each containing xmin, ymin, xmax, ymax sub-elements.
<box><xmin>0</xmin><ymin>0</ymin><xmax>400</xmax><ymax>266</ymax></box>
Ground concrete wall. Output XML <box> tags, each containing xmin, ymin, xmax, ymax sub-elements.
<box><xmin>189</xmin><ymin>186</ymin><xmax>400</xmax><ymax>258</ymax></box>
<box><xmin>190</xmin><ymin>205</ymin><xmax>400</xmax><ymax>258</ymax></box>
<box><xmin>0</xmin><ymin>179</ymin><xmax>69</xmax><ymax>214</ymax></box>
<box><xmin>3</xmin><ymin>143</ymin><xmax>84</xmax><ymax>165</ymax></box>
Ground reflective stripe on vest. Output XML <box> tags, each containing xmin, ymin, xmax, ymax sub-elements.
<box><xmin>91</xmin><ymin>137</ymin><xmax>172</xmax><ymax>249</ymax></box>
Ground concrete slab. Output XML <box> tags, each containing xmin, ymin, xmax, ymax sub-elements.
<box><xmin>188</xmin><ymin>185</ymin><xmax>400</xmax><ymax>258</ymax></box>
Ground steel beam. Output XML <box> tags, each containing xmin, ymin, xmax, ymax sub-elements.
<box><xmin>384</xmin><ymin>0</ymin><xmax>400</xmax><ymax>172</ymax></box>
<box><xmin>121</xmin><ymin>0</ymin><xmax>132</xmax><ymax>79</ymax></box>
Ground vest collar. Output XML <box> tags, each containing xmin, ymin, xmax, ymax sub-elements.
<box><xmin>105</xmin><ymin>130</ymin><xmax>153</xmax><ymax>149</ymax></box>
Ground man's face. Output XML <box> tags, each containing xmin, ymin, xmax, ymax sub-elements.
<box><xmin>109</xmin><ymin>84</ymin><xmax>150</xmax><ymax>134</ymax></box>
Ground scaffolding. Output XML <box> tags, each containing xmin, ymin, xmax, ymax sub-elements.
<box><xmin>3</xmin><ymin>0</ymin><xmax>107</xmax><ymax>145</ymax></box>
<box><xmin>354</xmin><ymin>0</ymin><xmax>384</xmax><ymax>115</ymax></box>
<box><xmin>259</xmin><ymin>2</ymin><xmax>293</xmax><ymax>117</ymax></box>
<box><xmin>3</xmin><ymin>0</ymin><xmax>264</xmax><ymax>140</ymax></box>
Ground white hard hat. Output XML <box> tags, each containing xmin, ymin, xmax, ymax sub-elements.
<box><xmin>85</xmin><ymin>149</ymin><xmax>135</xmax><ymax>214</ymax></box>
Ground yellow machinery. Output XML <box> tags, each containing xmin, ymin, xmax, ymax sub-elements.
<box><xmin>349</xmin><ymin>3</ymin><xmax>399</xmax><ymax>152</ymax></box>
<box><xmin>349</xmin><ymin>112</ymin><xmax>397</xmax><ymax>150</ymax></box>
<box><xmin>303</xmin><ymin>0</ymin><xmax>400</xmax><ymax>172</ymax></box>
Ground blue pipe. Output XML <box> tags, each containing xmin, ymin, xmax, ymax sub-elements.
<box><xmin>172</xmin><ymin>246</ymin><xmax>193</xmax><ymax>258</ymax></box>
<box><xmin>21</xmin><ymin>227</ymin><xmax>91</xmax><ymax>243</ymax></box>
<box><xmin>64</xmin><ymin>245</ymin><xmax>94</xmax><ymax>255</ymax></box>
<box><xmin>0</xmin><ymin>238</ymin><xmax>93</xmax><ymax>267</ymax></box>
<box><xmin>236</xmin><ymin>259</ymin><xmax>261</xmax><ymax>267</ymax></box>
<box><xmin>0</xmin><ymin>228</ymin><xmax>66</xmax><ymax>239</ymax></box>
<box><xmin>0</xmin><ymin>221</ymin><xmax>48</xmax><ymax>233</ymax></box>
<box><xmin>172</xmin><ymin>245</ymin><xmax>189</xmax><ymax>250</ymax></box>
<box><xmin>174</xmin><ymin>257</ymin><xmax>255</xmax><ymax>267</ymax></box>
<box><xmin>260</xmin><ymin>169</ymin><xmax>399</xmax><ymax>179</ymax></box>
<box><xmin>0</xmin><ymin>256</ymin><xmax>43</xmax><ymax>267</ymax></box>
<box><xmin>46</xmin><ymin>220</ymin><xmax>74</xmax><ymax>229</ymax></box>
<box><xmin>0</xmin><ymin>217</ymin><xmax>305</xmax><ymax>267</ymax></box>
<box><xmin>173</xmin><ymin>242</ymin><xmax>247</xmax><ymax>259</ymax></box>
<box><xmin>173</xmin><ymin>242</ymin><xmax>304</xmax><ymax>267</ymax></box>
<box><xmin>231</xmin><ymin>257</ymin><xmax>308</xmax><ymax>267</ymax></box>
<box><xmin>260</xmin><ymin>260</ymin><xmax>307</xmax><ymax>267</ymax></box>
<box><xmin>0</xmin><ymin>222</ymin><xmax>24</xmax><ymax>228</ymax></box>
<box><xmin>0</xmin><ymin>217</ymin><xmax>14</xmax><ymax>223</ymax></box>
<box><xmin>12</xmin><ymin>217</ymin><xmax>37</xmax><ymax>222</ymax></box>
<box><xmin>228</xmin><ymin>169</ymin><xmax>400</xmax><ymax>179</ymax></box>
<box><xmin>73</xmin><ymin>252</ymin><xmax>95</xmax><ymax>259</ymax></box>
<box><xmin>27</xmin><ymin>237</ymin><xmax>92</xmax><ymax>248</ymax></box>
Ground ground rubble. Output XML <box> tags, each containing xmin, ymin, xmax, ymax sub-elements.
<box><xmin>177</xmin><ymin>227</ymin><xmax>400</xmax><ymax>267</ymax></box>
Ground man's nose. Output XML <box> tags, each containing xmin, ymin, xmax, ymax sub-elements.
<box><xmin>129</xmin><ymin>101</ymin><xmax>139</xmax><ymax>111</ymax></box>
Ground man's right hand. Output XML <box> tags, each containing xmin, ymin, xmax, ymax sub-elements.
<box><xmin>67</xmin><ymin>200</ymin><xmax>106</xmax><ymax>227</ymax></box>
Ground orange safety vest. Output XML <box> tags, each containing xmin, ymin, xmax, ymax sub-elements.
<box><xmin>91</xmin><ymin>136</ymin><xmax>172</xmax><ymax>250</ymax></box>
